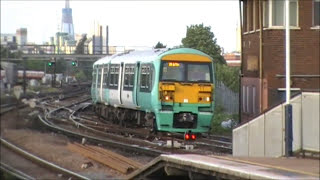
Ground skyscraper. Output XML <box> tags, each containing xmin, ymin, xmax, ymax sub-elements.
<box><xmin>61</xmin><ymin>0</ymin><xmax>74</xmax><ymax>41</ymax></box>
<box><xmin>16</xmin><ymin>28</ymin><xmax>27</xmax><ymax>45</ymax></box>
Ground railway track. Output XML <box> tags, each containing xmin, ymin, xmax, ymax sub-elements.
<box><xmin>76</xmin><ymin>105</ymin><xmax>233</xmax><ymax>153</ymax></box>
<box><xmin>0</xmin><ymin>162</ymin><xmax>35</xmax><ymax>180</ymax></box>
<box><xmin>1</xmin><ymin>83</ymin><xmax>233</xmax><ymax>178</ymax></box>
<box><xmin>0</xmin><ymin>138</ymin><xmax>89</xmax><ymax>180</ymax></box>
<box><xmin>41</xmin><ymin>95</ymin><xmax>232</xmax><ymax>156</ymax></box>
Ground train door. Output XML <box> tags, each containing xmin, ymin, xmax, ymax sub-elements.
<box><xmin>102</xmin><ymin>64</ymin><xmax>109</xmax><ymax>102</ymax></box>
<box><xmin>91</xmin><ymin>66</ymin><xmax>98</xmax><ymax>103</ymax></box>
<box><xmin>108</xmin><ymin>63</ymin><xmax>121</xmax><ymax>106</ymax></box>
<box><xmin>99</xmin><ymin>67</ymin><xmax>104</xmax><ymax>102</ymax></box>
<box><xmin>133</xmin><ymin>62</ymin><xmax>140</xmax><ymax>107</ymax></box>
<box><xmin>136</xmin><ymin>63</ymin><xmax>154</xmax><ymax>111</ymax></box>
<box><xmin>121</xmin><ymin>63</ymin><xmax>136</xmax><ymax>109</ymax></box>
<box><xmin>96</xmin><ymin>66</ymin><xmax>102</xmax><ymax>102</ymax></box>
<box><xmin>119</xmin><ymin>62</ymin><xmax>124</xmax><ymax>105</ymax></box>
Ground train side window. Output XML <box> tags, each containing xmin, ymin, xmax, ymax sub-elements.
<box><xmin>124</xmin><ymin>66</ymin><xmax>130</xmax><ymax>88</ymax></box>
<box><xmin>109</xmin><ymin>64</ymin><xmax>119</xmax><ymax>89</ymax></box>
<box><xmin>129</xmin><ymin>67</ymin><xmax>135</xmax><ymax>88</ymax></box>
<box><xmin>140</xmin><ymin>64</ymin><xmax>153</xmax><ymax>92</ymax></box>
<box><xmin>103</xmin><ymin>65</ymin><xmax>108</xmax><ymax>88</ymax></box>
<box><xmin>124</xmin><ymin>64</ymin><xmax>135</xmax><ymax>91</ymax></box>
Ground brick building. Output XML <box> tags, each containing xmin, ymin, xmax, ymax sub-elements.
<box><xmin>223</xmin><ymin>52</ymin><xmax>241</xmax><ymax>67</ymax></box>
<box><xmin>239</xmin><ymin>0</ymin><xmax>319</xmax><ymax>122</ymax></box>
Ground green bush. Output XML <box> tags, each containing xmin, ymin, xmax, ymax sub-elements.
<box><xmin>211</xmin><ymin>105</ymin><xmax>238</xmax><ymax>135</ymax></box>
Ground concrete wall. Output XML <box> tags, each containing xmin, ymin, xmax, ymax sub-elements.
<box><xmin>302</xmin><ymin>93</ymin><xmax>320</xmax><ymax>152</ymax></box>
<box><xmin>233</xmin><ymin>92</ymin><xmax>319</xmax><ymax>157</ymax></box>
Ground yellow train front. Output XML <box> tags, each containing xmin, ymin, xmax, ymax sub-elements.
<box><xmin>155</xmin><ymin>48</ymin><xmax>215</xmax><ymax>133</ymax></box>
<box><xmin>91</xmin><ymin>48</ymin><xmax>215</xmax><ymax>134</ymax></box>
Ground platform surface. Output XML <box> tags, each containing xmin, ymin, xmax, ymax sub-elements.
<box><xmin>128</xmin><ymin>154</ymin><xmax>320</xmax><ymax>179</ymax></box>
<box><xmin>222</xmin><ymin>156</ymin><xmax>320</xmax><ymax>177</ymax></box>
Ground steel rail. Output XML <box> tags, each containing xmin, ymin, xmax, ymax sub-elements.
<box><xmin>195</xmin><ymin>142</ymin><xmax>232</xmax><ymax>151</ymax></box>
<box><xmin>0</xmin><ymin>162</ymin><xmax>35</xmax><ymax>180</ymax></box>
<box><xmin>38</xmin><ymin>115</ymin><xmax>164</xmax><ymax>157</ymax></box>
<box><xmin>77</xmin><ymin>104</ymin><xmax>233</xmax><ymax>153</ymax></box>
<box><xmin>0</xmin><ymin>138</ymin><xmax>90</xmax><ymax>180</ymax></box>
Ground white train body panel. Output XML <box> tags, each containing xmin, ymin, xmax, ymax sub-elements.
<box><xmin>93</xmin><ymin>49</ymin><xmax>167</xmax><ymax>109</ymax></box>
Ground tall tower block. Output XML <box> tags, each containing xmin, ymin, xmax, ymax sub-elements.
<box><xmin>61</xmin><ymin>0</ymin><xmax>74</xmax><ymax>40</ymax></box>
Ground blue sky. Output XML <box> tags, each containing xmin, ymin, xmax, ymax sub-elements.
<box><xmin>1</xmin><ymin>1</ymin><xmax>240</xmax><ymax>52</ymax></box>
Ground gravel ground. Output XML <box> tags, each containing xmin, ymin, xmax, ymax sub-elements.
<box><xmin>0</xmin><ymin>107</ymin><xmax>127</xmax><ymax>179</ymax></box>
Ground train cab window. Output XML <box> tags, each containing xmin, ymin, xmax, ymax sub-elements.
<box><xmin>103</xmin><ymin>65</ymin><xmax>109</xmax><ymax>88</ymax></box>
<box><xmin>161</xmin><ymin>62</ymin><xmax>212</xmax><ymax>83</ymax></box>
<box><xmin>123</xmin><ymin>64</ymin><xmax>135</xmax><ymax>91</ymax></box>
<box><xmin>161</xmin><ymin>62</ymin><xmax>185</xmax><ymax>82</ymax></box>
<box><xmin>187</xmin><ymin>63</ymin><xmax>211</xmax><ymax>83</ymax></box>
<box><xmin>140</xmin><ymin>64</ymin><xmax>153</xmax><ymax>92</ymax></box>
<box><xmin>109</xmin><ymin>64</ymin><xmax>119</xmax><ymax>89</ymax></box>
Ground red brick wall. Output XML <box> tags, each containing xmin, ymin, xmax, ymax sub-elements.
<box><xmin>241</xmin><ymin>0</ymin><xmax>320</xmax><ymax>119</ymax></box>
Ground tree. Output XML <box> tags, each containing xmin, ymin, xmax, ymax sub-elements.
<box><xmin>182</xmin><ymin>24</ymin><xmax>225</xmax><ymax>64</ymax></box>
<box><xmin>1</xmin><ymin>45</ymin><xmax>22</xmax><ymax>58</ymax></box>
<box><xmin>216</xmin><ymin>64</ymin><xmax>240</xmax><ymax>92</ymax></box>
<box><xmin>75</xmin><ymin>34</ymin><xmax>87</xmax><ymax>54</ymax></box>
<box><xmin>154</xmin><ymin>41</ymin><xmax>166</xmax><ymax>49</ymax></box>
<box><xmin>181</xmin><ymin>24</ymin><xmax>239</xmax><ymax>92</ymax></box>
<box><xmin>74</xmin><ymin>69</ymin><xmax>87</xmax><ymax>84</ymax></box>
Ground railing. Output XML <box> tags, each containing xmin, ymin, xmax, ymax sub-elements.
<box><xmin>215</xmin><ymin>81</ymin><xmax>239</xmax><ymax>114</ymax></box>
<box><xmin>1</xmin><ymin>44</ymin><xmax>129</xmax><ymax>56</ymax></box>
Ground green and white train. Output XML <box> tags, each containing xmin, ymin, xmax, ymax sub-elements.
<box><xmin>91</xmin><ymin>48</ymin><xmax>215</xmax><ymax>133</ymax></box>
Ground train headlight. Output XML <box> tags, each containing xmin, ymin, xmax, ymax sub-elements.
<box><xmin>165</xmin><ymin>96</ymin><xmax>170</xmax><ymax>101</ymax></box>
<box><xmin>206</xmin><ymin>97</ymin><xmax>210</xmax><ymax>102</ymax></box>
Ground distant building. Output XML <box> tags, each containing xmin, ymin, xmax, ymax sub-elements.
<box><xmin>239</xmin><ymin>0</ymin><xmax>320</xmax><ymax>122</ymax></box>
<box><xmin>61</xmin><ymin>0</ymin><xmax>75</xmax><ymax>41</ymax></box>
<box><xmin>0</xmin><ymin>34</ymin><xmax>16</xmax><ymax>46</ymax></box>
<box><xmin>86</xmin><ymin>23</ymin><xmax>111</xmax><ymax>54</ymax></box>
<box><xmin>236</xmin><ymin>24</ymin><xmax>241</xmax><ymax>52</ymax></box>
<box><xmin>223</xmin><ymin>52</ymin><xmax>241</xmax><ymax>67</ymax></box>
<box><xmin>16</xmin><ymin>28</ymin><xmax>27</xmax><ymax>46</ymax></box>
<box><xmin>55</xmin><ymin>32</ymin><xmax>76</xmax><ymax>54</ymax></box>
<box><xmin>75</xmin><ymin>34</ymin><xmax>84</xmax><ymax>42</ymax></box>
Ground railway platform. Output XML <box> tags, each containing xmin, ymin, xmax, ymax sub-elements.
<box><xmin>127</xmin><ymin>154</ymin><xmax>319</xmax><ymax>179</ymax></box>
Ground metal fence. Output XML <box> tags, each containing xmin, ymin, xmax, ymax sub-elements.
<box><xmin>215</xmin><ymin>81</ymin><xmax>239</xmax><ymax>114</ymax></box>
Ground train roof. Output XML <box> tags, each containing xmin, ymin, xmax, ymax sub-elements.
<box><xmin>93</xmin><ymin>48</ymin><xmax>167</xmax><ymax>66</ymax></box>
<box><xmin>93</xmin><ymin>48</ymin><xmax>212</xmax><ymax>67</ymax></box>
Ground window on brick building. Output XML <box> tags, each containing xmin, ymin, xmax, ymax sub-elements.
<box><xmin>242</xmin><ymin>86</ymin><xmax>246</xmax><ymax>113</ymax></box>
<box><xmin>247</xmin><ymin>0</ymin><xmax>254</xmax><ymax>31</ymax></box>
<box><xmin>314</xmin><ymin>0</ymin><xmax>320</xmax><ymax>26</ymax></box>
<box><xmin>243</xmin><ymin>0</ymin><xmax>248</xmax><ymax>32</ymax></box>
<box><xmin>263</xmin><ymin>0</ymin><xmax>298</xmax><ymax>27</ymax></box>
<box><xmin>242</xmin><ymin>85</ymin><xmax>257</xmax><ymax>115</ymax></box>
<box><xmin>254</xmin><ymin>0</ymin><xmax>260</xmax><ymax>30</ymax></box>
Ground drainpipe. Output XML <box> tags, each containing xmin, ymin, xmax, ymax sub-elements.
<box><xmin>259</xmin><ymin>0</ymin><xmax>263</xmax><ymax>113</ymax></box>
<box><xmin>239</xmin><ymin>0</ymin><xmax>243</xmax><ymax>124</ymax></box>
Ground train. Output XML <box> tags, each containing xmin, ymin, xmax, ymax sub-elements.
<box><xmin>0</xmin><ymin>70</ymin><xmax>45</xmax><ymax>80</ymax></box>
<box><xmin>91</xmin><ymin>48</ymin><xmax>216</xmax><ymax>134</ymax></box>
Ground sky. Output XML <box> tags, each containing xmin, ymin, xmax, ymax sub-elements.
<box><xmin>1</xmin><ymin>0</ymin><xmax>240</xmax><ymax>52</ymax></box>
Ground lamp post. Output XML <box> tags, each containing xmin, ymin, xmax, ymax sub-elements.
<box><xmin>285</xmin><ymin>0</ymin><xmax>293</xmax><ymax>157</ymax></box>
